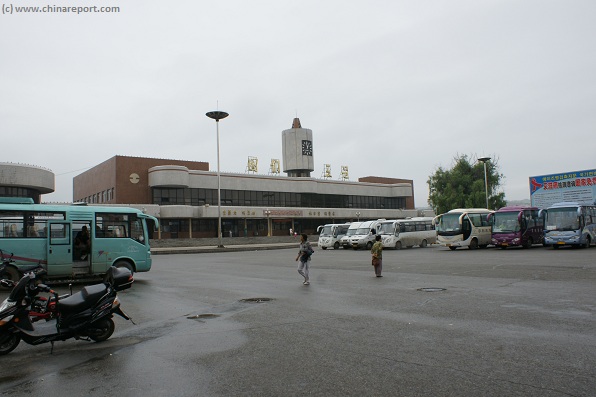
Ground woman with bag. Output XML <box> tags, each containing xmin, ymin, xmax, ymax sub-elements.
<box><xmin>370</xmin><ymin>234</ymin><xmax>383</xmax><ymax>277</ymax></box>
<box><xmin>295</xmin><ymin>233</ymin><xmax>313</xmax><ymax>285</ymax></box>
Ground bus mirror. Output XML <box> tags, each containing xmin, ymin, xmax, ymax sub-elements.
<box><xmin>486</xmin><ymin>213</ymin><xmax>493</xmax><ymax>223</ymax></box>
<box><xmin>538</xmin><ymin>209</ymin><xmax>544</xmax><ymax>218</ymax></box>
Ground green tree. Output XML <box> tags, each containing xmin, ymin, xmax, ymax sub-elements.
<box><xmin>427</xmin><ymin>154</ymin><xmax>506</xmax><ymax>214</ymax></box>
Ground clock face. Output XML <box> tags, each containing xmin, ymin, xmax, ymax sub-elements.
<box><xmin>301</xmin><ymin>140</ymin><xmax>313</xmax><ymax>156</ymax></box>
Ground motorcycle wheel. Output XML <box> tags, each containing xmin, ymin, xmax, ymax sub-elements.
<box><xmin>0</xmin><ymin>331</ymin><xmax>21</xmax><ymax>355</ymax></box>
<box><xmin>90</xmin><ymin>318</ymin><xmax>115</xmax><ymax>342</ymax></box>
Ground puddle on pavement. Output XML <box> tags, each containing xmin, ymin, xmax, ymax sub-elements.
<box><xmin>187</xmin><ymin>313</ymin><xmax>220</xmax><ymax>321</ymax></box>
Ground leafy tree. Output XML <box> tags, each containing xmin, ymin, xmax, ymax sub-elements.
<box><xmin>427</xmin><ymin>154</ymin><xmax>506</xmax><ymax>214</ymax></box>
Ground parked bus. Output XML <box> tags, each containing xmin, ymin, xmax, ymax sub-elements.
<box><xmin>348</xmin><ymin>219</ymin><xmax>385</xmax><ymax>250</ymax></box>
<box><xmin>339</xmin><ymin>222</ymin><xmax>362</xmax><ymax>249</ymax></box>
<box><xmin>489</xmin><ymin>206</ymin><xmax>544</xmax><ymax>249</ymax></box>
<box><xmin>317</xmin><ymin>223</ymin><xmax>350</xmax><ymax>250</ymax></box>
<box><xmin>540</xmin><ymin>202</ymin><xmax>596</xmax><ymax>249</ymax></box>
<box><xmin>434</xmin><ymin>208</ymin><xmax>492</xmax><ymax>250</ymax></box>
<box><xmin>0</xmin><ymin>197</ymin><xmax>159</xmax><ymax>281</ymax></box>
<box><xmin>380</xmin><ymin>217</ymin><xmax>436</xmax><ymax>249</ymax></box>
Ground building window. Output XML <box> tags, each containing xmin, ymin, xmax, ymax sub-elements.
<box><xmin>152</xmin><ymin>187</ymin><xmax>407</xmax><ymax>210</ymax></box>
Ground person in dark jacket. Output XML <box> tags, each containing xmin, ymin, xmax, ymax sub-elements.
<box><xmin>295</xmin><ymin>233</ymin><xmax>313</xmax><ymax>285</ymax></box>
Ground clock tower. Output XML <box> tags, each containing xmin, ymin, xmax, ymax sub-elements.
<box><xmin>282</xmin><ymin>118</ymin><xmax>315</xmax><ymax>177</ymax></box>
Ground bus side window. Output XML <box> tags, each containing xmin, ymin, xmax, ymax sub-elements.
<box><xmin>9</xmin><ymin>224</ymin><xmax>21</xmax><ymax>237</ymax></box>
<box><xmin>28</xmin><ymin>225</ymin><xmax>39</xmax><ymax>237</ymax></box>
<box><xmin>115</xmin><ymin>226</ymin><xmax>126</xmax><ymax>237</ymax></box>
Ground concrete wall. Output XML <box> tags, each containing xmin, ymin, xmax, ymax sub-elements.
<box><xmin>149</xmin><ymin>167</ymin><xmax>413</xmax><ymax>198</ymax></box>
<box><xmin>0</xmin><ymin>162</ymin><xmax>54</xmax><ymax>194</ymax></box>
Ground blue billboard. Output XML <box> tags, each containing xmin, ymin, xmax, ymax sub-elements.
<box><xmin>529</xmin><ymin>169</ymin><xmax>596</xmax><ymax>208</ymax></box>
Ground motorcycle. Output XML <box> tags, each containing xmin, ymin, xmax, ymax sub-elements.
<box><xmin>0</xmin><ymin>266</ymin><xmax>134</xmax><ymax>355</ymax></box>
<box><xmin>0</xmin><ymin>263</ymin><xmax>68</xmax><ymax>322</ymax></box>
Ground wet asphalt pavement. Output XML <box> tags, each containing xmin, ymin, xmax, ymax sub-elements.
<box><xmin>0</xmin><ymin>244</ymin><xmax>594</xmax><ymax>396</ymax></box>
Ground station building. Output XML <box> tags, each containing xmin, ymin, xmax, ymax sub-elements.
<box><xmin>0</xmin><ymin>163</ymin><xmax>55</xmax><ymax>203</ymax></box>
<box><xmin>73</xmin><ymin>119</ymin><xmax>426</xmax><ymax>239</ymax></box>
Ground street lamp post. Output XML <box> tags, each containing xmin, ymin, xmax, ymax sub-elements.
<box><xmin>478</xmin><ymin>157</ymin><xmax>491</xmax><ymax>209</ymax></box>
<box><xmin>265</xmin><ymin>209</ymin><xmax>272</xmax><ymax>237</ymax></box>
<box><xmin>206</xmin><ymin>110</ymin><xmax>229</xmax><ymax>248</ymax></box>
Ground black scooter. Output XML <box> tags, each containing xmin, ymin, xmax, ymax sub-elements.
<box><xmin>0</xmin><ymin>266</ymin><xmax>133</xmax><ymax>355</ymax></box>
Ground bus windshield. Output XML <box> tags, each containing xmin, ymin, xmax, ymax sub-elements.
<box><xmin>492</xmin><ymin>212</ymin><xmax>520</xmax><ymax>233</ymax></box>
<box><xmin>378</xmin><ymin>223</ymin><xmax>394</xmax><ymax>235</ymax></box>
<box><xmin>345</xmin><ymin>228</ymin><xmax>359</xmax><ymax>236</ymax></box>
<box><xmin>436</xmin><ymin>213</ymin><xmax>461</xmax><ymax>233</ymax></box>
<box><xmin>545</xmin><ymin>208</ymin><xmax>579</xmax><ymax>231</ymax></box>
<box><xmin>319</xmin><ymin>226</ymin><xmax>333</xmax><ymax>236</ymax></box>
<box><xmin>355</xmin><ymin>227</ymin><xmax>370</xmax><ymax>235</ymax></box>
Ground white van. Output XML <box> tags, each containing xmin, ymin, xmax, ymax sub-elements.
<box><xmin>348</xmin><ymin>219</ymin><xmax>385</xmax><ymax>249</ymax></box>
<box><xmin>317</xmin><ymin>223</ymin><xmax>351</xmax><ymax>250</ymax></box>
<box><xmin>339</xmin><ymin>222</ymin><xmax>362</xmax><ymax>249</ymax></box>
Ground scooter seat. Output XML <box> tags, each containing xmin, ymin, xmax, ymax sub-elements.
<box><xmin>58</xmin><ymin>283</ymin><xmax>108</xmax><ymax>315</ymax></box>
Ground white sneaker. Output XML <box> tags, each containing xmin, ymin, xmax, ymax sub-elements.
<box><xmin>303</xmin><ymin>280</ymin><xmax>310</xmax><ymax>285</ymax></box>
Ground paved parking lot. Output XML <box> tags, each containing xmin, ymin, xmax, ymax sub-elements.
<box><xmin>0</xmin><ymin>245</ymin><xmax>594</xmax><ymax>396</ymax></box>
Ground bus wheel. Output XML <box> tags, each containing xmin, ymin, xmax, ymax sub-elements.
<box><xmin>366</xmin><ymin>242</ymin><xmax>373</xmax><ymax>250</ymax></box>
<box><xmin>395</xmin><ymin>242</ymin><xmax>402</xmax><ymax>250</ymax></box>
<box><xmin>333</xmin><ymin>242</ymin><xmax>340</xmax><ymax>250</ymax></box>
<box><xmin>3</xmin><ymin>267</ymin><xmax>21</xmax><ymax>284</ymax></box>
<box><xmin>583</xmin><ymin>237</ymin><xmax>591</xmax><ymax>249</ymax></box>
<box><xmin>469</xmin><ymin>239</ymin><xmax>478</xmax><ymax>250</ymax></box>
<box><xmin>523</xmin><ymin>237</ymin><xmax>533</xmax><ymax>249</ymax></box>
<box><xmin>114</xmin><ymin>260</ymin><xmax>134</xmax><ymax>275</ymax></box>
<box><xmin>420</xmin><ymin>240</ymin><xmax>427</xmax><ymax>248</ymax></box>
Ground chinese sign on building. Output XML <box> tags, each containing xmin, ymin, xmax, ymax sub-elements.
<box><xmin>529</xmin><ymin>169</ymin><xmax>596</xmax><ymax>208</ymax></box>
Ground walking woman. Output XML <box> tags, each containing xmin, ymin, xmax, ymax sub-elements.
<box><xmin>295</xmin><ymin>233</ymin><xmax>313</xmax><ymax>285</ymax></box>
<box><xmin>371</xmin><ymin>234</ymin><xmax>383</xmax><ymax>277</ymax></box>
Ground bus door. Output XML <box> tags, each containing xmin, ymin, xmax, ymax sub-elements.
<box><xmin>46</xmin><ymin>221</ymin><xmax>73</xmax><ymax>276</ymax></box>
<box><xmin>462</xmin><ymin>215</ymin><xmax>472</xmax><ymax>241</ymax></box>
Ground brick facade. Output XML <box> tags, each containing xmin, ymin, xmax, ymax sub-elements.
<box><xmin>73</xmin><ymin>156</ymin><xmax>209</xmax><ymax>204</ymax></box>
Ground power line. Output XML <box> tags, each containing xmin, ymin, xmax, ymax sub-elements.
<box><xmin>55</xmin><ymin>166</ymin><xmax>93</xmax><ymax>176</ymax></box>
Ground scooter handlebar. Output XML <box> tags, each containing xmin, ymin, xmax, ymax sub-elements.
<box><xmin>36</xmin><ymin>283</ymin><xmax>60</xmax><ymax>302</ymax></box>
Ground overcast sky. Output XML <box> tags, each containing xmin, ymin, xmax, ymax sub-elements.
<box><xmin>2</xmin><ymin>0</ymin><xmax>595</xmax><ymax>207</ymax></box>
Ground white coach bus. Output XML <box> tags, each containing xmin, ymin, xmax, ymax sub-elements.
<box><xmin>380</xmin><ymin>217</ymin><xmax>436</xmax><ymax>249</ymax></box>
<box><xmin>434</xmin><ymin>208</ymin><xmax>492</xmax><ymax>250</ymax></box>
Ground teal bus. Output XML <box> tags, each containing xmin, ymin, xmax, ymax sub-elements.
<box><xmin>0</xmin><ymin>197</ymin><xmax>158</xmax><ymax>281</ymax></box>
